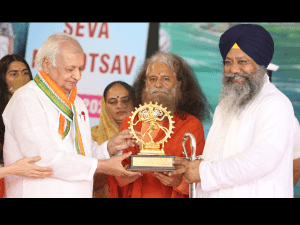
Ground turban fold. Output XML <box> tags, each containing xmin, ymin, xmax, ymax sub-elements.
<box><xmin>219</xmin><ymin>24</ymin><xmax>274</xmax><ymax>68</ymax></box>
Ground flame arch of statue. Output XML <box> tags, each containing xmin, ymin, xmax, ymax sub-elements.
<box><xmin>128</xmin><ymin>101</ymin><xmax>175</xmax><ymax>155</ymax></box>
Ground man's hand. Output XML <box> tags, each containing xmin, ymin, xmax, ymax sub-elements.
<box><xmin>169</xmin><ymin>157</ymin><xmax>202</xmax><ymax>184</ymax></box>
<box><xmin>96</xmin><ymin>152</ymin><xmax>142</xmax><ymax>181</ymax></box>
<box><xmin>152</xmin><ymin>171</ymin><xmax>183</xmax><ymax>188</ymax></box>
<box><xmin>107</xmin><ymin>129</ymin><xmax>142</xmax><ymax>156</ymax></box>
<box><xmin>122</xmin><ymin>165</ymin><xmax>143</xmax><ymax>183</ymax></box>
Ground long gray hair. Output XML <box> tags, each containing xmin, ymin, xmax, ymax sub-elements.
<box><xmin>133</xmin><ymin>51</ymin><xmax>211</xmax><ymax>122</ymax></box>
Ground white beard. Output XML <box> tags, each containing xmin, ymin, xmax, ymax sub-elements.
<box><xmin>219</xmin><ymin>65</ymin><xmax>266</xmax><ymax>118</ymax></box>
<box><xmin>141</xmin><ymin>83</ymin><xmax>180</xmax><ymax>115</ymax></box>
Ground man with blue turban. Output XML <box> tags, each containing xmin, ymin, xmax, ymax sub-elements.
<box><xmin>171</xmin><ymin>24</ymin><xmax>297</xmax><ymax>198</ymax></box>
<box><xmin>219</xmin><ymin>24</ymin><xmax>274</xmax><ymax>68</ymax></box>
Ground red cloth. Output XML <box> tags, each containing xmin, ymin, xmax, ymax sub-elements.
<box><xmin>108</xmin><ymin>175</ymin><xmax>122</xmax><ymax>198</ymax></box>
<box><xmin>119</xmin><ymin>112</ymin><xmax>205</xmax><ymax>198</ymax></box>
<box><xmin>0</xmin><ymin>178</ymin><xmax>4</xmax><ymax>198</ymax></box>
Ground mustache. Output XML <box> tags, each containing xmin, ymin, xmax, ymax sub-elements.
<box><xmin>147</xmin><ymin>87</ymin><xmax>169</xmax><ymax>95</ymax></box>
<box><xmin>222</xmin><ymin>73</ymin><xmax>252</xmax><ymax>86</ymax></box>
<box><xmin>223</xmin><ymin>72</ymin><xmax>250</xmax><ymax>79</ymax></box>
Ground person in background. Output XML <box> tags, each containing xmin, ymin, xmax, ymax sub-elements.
<box><xmin>0</xmin><ymin>54</ymin><xmax>33</xmax><ymax>157</ymax></box>
<box><xmin>266</xmin><ymin>63</ymin><xmax>279</xmax><ymax>82</ymax></box>
<box><xmin>91</xmin><ymin>81</ymin><xmax>135</xmax><ymax>198</ymax></box>
<box><xmin>0</xmin><ymin>54</ymin><xmax>53</xmax><ymax>198</ymax></box>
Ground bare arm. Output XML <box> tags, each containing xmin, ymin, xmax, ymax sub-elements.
<box><xmin>0</xmin><ymin>156</ymin><xmax>53</xmax><ymax>179</ymax></box>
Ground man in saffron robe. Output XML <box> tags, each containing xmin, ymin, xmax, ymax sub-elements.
<box><xmin>171</xmin><ymin>24</ymin><xmax>297</xmax><ymax>198</ymax></box>
<box><xmin>3</xmin><ymin>33</ymin><xmax>141</xmax><ymax>198</ymax></box>
<box><xmin>116</xmin><ymin>52</ymin><xmax>211</xmax><ymax>198</ymax></box>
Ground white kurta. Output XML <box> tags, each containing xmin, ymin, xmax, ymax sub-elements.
<box><xmin>197</xmin><ymin>74</ymin><xmax>296</xmax><ymax>198</ymax></box>
<box><xmin>3</xmin><ymin>80</ymin><xmax>110</xmax><ymax>198</ymax></box>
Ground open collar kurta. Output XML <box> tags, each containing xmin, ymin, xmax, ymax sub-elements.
<box><xmin>197</xmin><ymin>74</ymin><xmax>296</xmax><ymax>198</ymax></box>
<box><xmin>3</xmin><ymin>80</ymin><xmax>110</xmax><ymax>198</ymax></box>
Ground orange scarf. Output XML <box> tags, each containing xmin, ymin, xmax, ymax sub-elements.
<box><xmin>34</xmin><ymin>71</ymin><xmax>85</xmax><ymax>156</ymax></box>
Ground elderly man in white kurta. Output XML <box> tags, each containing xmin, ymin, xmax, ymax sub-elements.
<box><xmin>3</xmin><ymin>33</ymin><xmax>141</xmax><ymax>198</ymax></box>
<box><xmin>171</xmin><ymin>24</ymin><xmax>297</xmax><ymax>198</ymax></box>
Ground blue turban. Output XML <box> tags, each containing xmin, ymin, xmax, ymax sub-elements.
<box><xmin>219</xmin><ymin>24</ymin><xmax>274</xmax><ymax>68</ymax></box>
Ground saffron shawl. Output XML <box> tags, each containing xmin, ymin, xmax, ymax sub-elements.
<box><xmin>34</xmin><ymin>71</ymin><xmax>85</xmax><ymax>156</ymax></box>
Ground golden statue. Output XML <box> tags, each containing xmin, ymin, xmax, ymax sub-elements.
<box><xmin>128</xmin><ymin>101</ymin><xmax>175</xmax><ymax>155</ymax></box>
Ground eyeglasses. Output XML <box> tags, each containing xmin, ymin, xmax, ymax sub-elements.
<box><xmin>221</xmin><ymin>59</ymin><xmax>252</xmax><ymax>68</ymax></box>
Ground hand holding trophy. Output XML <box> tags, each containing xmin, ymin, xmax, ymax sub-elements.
<box><xmin>127</xmin><ymin>101</ymin><xmax>176</xmax><ymax>172</ymax></box>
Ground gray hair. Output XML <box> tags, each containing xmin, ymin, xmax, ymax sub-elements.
<box><xmin>146</xmin><ymin>52</ymin><xmax>177</xmax><ymax>76</ymax></box>
<box><xmin>35</xmin><ymin>32</ymin><xmax>83</xmax><ymax>71</ymax></box>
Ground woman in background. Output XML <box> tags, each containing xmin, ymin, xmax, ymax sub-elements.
<box><xmin>91</xmin><ymin>81</ymin><xmax>135</xmax><ymax>198</ymax></box>
<box><xmin>0</xmin><ymin>54</ymin><xmax>33</xmax><ymax>160</ymax></box>
<box><xmin>0</xmin><ymin>54</ymin><xmax>53</xmax><ymax>198</ymax></box>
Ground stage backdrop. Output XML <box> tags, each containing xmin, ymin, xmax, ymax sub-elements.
<box><xmin>25</xmin><ymin>22</ymin><xmax>149</xmax><ymax>127</ymax></box>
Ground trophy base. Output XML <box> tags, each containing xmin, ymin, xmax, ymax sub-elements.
<box><xmin>127</xmin><ymin>155</ymin><xmax>175</xmax><ymax>173</ymax></box>
<box><xmin>138</xmin><ymin>149</ymin><xmax>165</xmax><ymax>155</ymax></box>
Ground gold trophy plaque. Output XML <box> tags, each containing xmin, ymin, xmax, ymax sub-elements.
<box><xmin>127</xmin><ymin>101</ymin><xmax>176</xmax><ymax>172</ymax></box>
